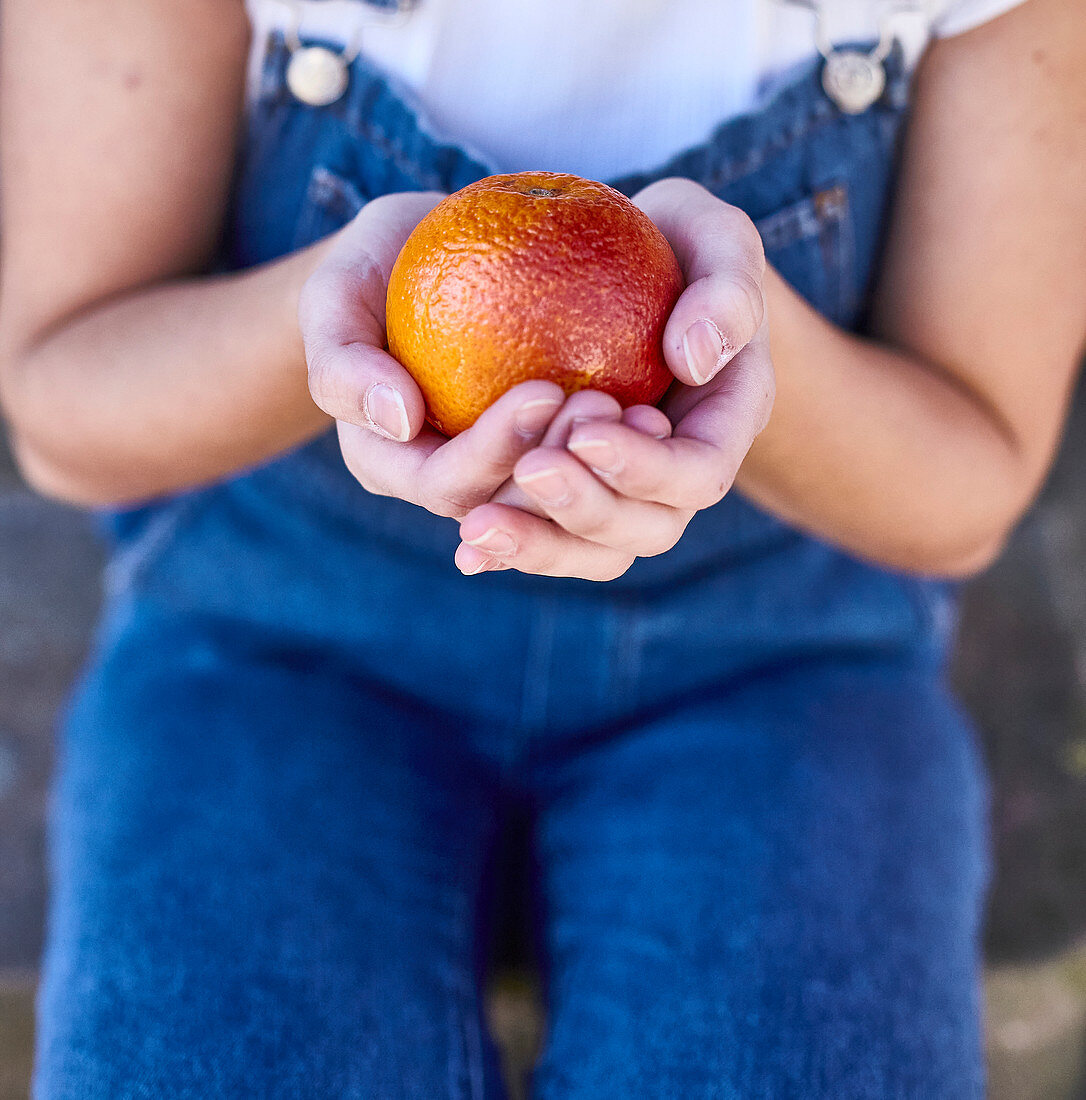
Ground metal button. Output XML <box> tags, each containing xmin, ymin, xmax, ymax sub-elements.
<box><xmin>286</xmin><ymin>45</ymin><xmax>350</xmax><ymax>107</ymax></box>
<box><xmin>821</xmin><ymin>49</ymin><xmax>887</xmax><ymax>114</ymax></box>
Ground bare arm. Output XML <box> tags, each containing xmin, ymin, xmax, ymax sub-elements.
<box><xmin>0</xmin><ymin>0</ymin><xmax>333</xmax><ymax>506</ymax></box>
<box><xmin>733</xmin><ymin>0</ymin><xmax>1086</xmax><ymax>574</ymax></box>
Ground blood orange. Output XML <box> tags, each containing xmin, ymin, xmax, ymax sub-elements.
<box><xmin>385</xmin><ymin>171</ymin><xmax>684</xmax><ymax>436</ymax></box>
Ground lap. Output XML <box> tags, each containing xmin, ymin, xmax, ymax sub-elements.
<box><xmin>36</xmin><ymin>597</ymin><xmax>987</xmax><ymax>1099</ymax></box>
<box><xmin>35</xmin><ymin>600</ymin><xmax>504</xmax><ymax>1100</ymax></box>
<box><xmin>531</xmin><ymin>657</ymin><xmax>989</xmax><ymax>1099</ymax></box>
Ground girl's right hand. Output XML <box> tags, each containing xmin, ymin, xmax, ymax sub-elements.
<box><xmin>299</xmin><ymin>190</ymin><xmax>567</xmax><ymax>521</ymax></box>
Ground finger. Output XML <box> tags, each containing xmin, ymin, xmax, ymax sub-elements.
<box><xmin>456</xmin><ymin>504</ymin><xmax>636</xmax><ymax>582</ymax></box>
<box><xmin>338</xmin><ymin>381</ymin><xmax>564</xmax><ymax>517</ymax></box>
<box><xmin>490</xmin><ymin>477</ymin><xmax>547</xmax><ymax>514</ymax></box>
<box><xmin>566</xmin><ymin>332</ymin><xmax>775</xmax><ymax>510</ymax></box>
<box><xmin>486</xmin><ymin>388</ymin><xmax>624</xmax><ymax>515</ymax></box>
<box><xmin>567</xmin><ymin>420</ymin><xmax>723</xmax><ymax>510</ymax></box>
<box><xmin>307</xmin><ymin>343</ymin><xmax>426</xmax><ymax>442</ymax></box>
<box><xmin>416</xmin><ymin>381</ymin><xmax>565</xmax><ymax>517</ymax></box>
<box><xmin>665</xmin><ymin>324</ymin><xmax>776</xmax><ymax>444</ymax></box>
<box><xmin>488</xmin><ymin>396</ymin><xmax>664</xmax><ymax>514</ymax></box>
<box><xmin>335</xmin><ymin>419</ymin><xmax>445</xmax><ymax>502</ymax></box>
<box><xmin>537</xmin><ymin>388</ymin><xmax>624</xmax><ymax>448</ymax></box>
<box><xmin>621</xmin><ymin>404</ymin><xmax>673</xmax><ymax>439</ymax></box>
<box><xmin>511</xmin><ymin>446</ymin><xmax>686</xmax><ymax>557</ymax></box>
<box><xmin>298</xmin><ymin>191</ymin><xmax>445</xmax><ymax>436</ymax></box>
<box><xmin>489</xmin><ymin>476</ymin><xmax>547</xmax><ymax>517</ymax></box>
<box><xmin>487</xmin><ymin>392</ymin><xmax>664</xmax><ymax>514</ymax></box>
<box><xmin>633</xmin><ymin>177</ymin><xmax>766</xmax><ymax>387</ymax></box>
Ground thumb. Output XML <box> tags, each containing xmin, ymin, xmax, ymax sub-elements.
<box><xmin>634</xmin><ymin>177</ymin><xmax>766</xmax><ymax>388</ymax></box>
<box><xmin>298</xmin><ymin>190</ymin><xmax>445</xmax><ymax>440</ymax></box>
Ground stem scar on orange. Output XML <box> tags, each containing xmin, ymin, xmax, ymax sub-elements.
<box><xmin>385</xmin><ymin>171</ymin><xmax>685</xmax><ymax>437</ymax></box>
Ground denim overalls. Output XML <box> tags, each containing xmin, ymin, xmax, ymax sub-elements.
<box><xmin>35</xmin><ymin>21</ymin><xmax>988</xmax><ymax>1100</ymax></box>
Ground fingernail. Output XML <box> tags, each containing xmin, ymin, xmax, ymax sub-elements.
<box><xmin>364</xmin><ymin>383</ymin><xmax>410</xmax><ymax>441</ymax></box>
<box><xmin>682</xmin><ymin>319</ymin><xmax>732</xmax><ymax>385</ymax></box>
<box><xmin>465</xmin><ymin>527</ymin><xmax>518</xmax><ymax>557</ymax></box>
<box><xmin>514</xmin><ymin>397</ymin><xmax>563</xmax><ymax>437</ymax></box>
<box><xmin>517</xmin><ymin>467</ymin><xmax>571</xmax><ymax>506</ymax></box>
<box><xmin>461</xmin><ymin>555</ymin><xmax>493</xmax><ymax>576</ymax></box>
<box><xmin>568</xmin><ymin>437</ymin><xmax>622</xmax><ymax>474</ymax></box>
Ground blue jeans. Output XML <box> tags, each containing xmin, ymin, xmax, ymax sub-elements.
<box><xmin>39</xmin><ymin>580</ymin><xmax>987</xmax><ymax>1098</ymax></box>
<box><xmin>35</xmin><ymin>31</ymin><xmax>989</xmax><ymax>1099</ymax></box>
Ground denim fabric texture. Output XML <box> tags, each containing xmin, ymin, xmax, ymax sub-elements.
<box><xmin>34</xmin><ymin>29</ymin><xmax>988</xmax><ymax>1100</ymax></box>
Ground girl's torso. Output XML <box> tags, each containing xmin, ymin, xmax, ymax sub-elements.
<box><xmin>103</xmin><ymin>3</ymin><xmax>966</xmax><ymax>731</ymax></box>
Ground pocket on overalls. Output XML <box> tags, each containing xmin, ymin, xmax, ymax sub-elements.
<box><xmin>291</xmin><ymin>165</ymin><xmax>368</xmax><ymax>249</ymax></box>
<box><xmin>754</xmin><ymin>183</ymin><xmax>857</xmax><ymax>327</ymax></box>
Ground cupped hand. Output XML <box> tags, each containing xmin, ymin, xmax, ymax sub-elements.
<box><xmin>298</xmin><ymin>191</ymin><xmax>567</xmax><ymax>520</ymax></box>
<box><xmin>454</xmin><ymin>178</ymin><xmax>776</xmax><ymax>580</ymax></box>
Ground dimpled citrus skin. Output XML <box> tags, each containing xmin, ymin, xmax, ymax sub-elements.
<box><xmin>385</xmin><ymin>172</ymin><xmax>685</xmax><ymax>436</ymax></box>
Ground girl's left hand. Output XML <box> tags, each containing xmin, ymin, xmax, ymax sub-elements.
<box><xmin>455</xmin><ymin>178</ymin><xmax>776</xmax><ymax>580</ymax></box>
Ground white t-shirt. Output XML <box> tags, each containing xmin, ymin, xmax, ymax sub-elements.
<box><xmin>246</xmin><ymin>0</ymin><xmax>1032</xmax><ymax>180</ymax></box>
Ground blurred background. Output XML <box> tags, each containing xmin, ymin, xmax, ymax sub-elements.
<box><xmin>2</xmin><ymin>377</ymin><xmax>1085</xmax><ymax>1099</ymax></box>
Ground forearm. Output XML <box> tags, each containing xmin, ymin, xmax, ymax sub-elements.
<box><xmin>2</xmin><ymin>238</ymin><xmax>335</xmax><ymax>507</ymax></box>
<box><xmin>735</xmin><ymin>266</ymin><xmax>1031</xmax><ymax>577</ymax></box>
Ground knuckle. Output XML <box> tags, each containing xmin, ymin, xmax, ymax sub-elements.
<box><xmin>364</xmin><ymin>479</ymin><xmax>394</xmax><ymax>499</ymax></box>
<box><xmin>421</xmin><ymin>482</ymin><xmax>475</xmax><ymax>519</ymax></box>
<box><xmin>694</xmin><ymin>485</ymin><xmax>725</xmax><ymax>511</ymax></box>
<box><xmin>751</xmin><ymin>234</ymin><xmax>767</xmax><ymax>277</ymax></box>
<box><xmin>475</xmin><ymin>450</ymin><xmax>520</xmax><ymax>488</ymax></box>
<box><xmin>733</xmin><ymin>209</ymin><xmax>766</xmax><ymax>275</ymax></box>
<box><xmin>713</xmin><ymin>204</ymin><xmax>763</xmax><ymax>261</ymax></box>
<box><xmin>342</xmin><ymin>456</ymin><xmax>390</xmax><ymax>499</ymax></box>
<box><xmin>521</xmin><ymin>542</ymin><xmax>559</xmax><ymax>577</ymax></box>
<box><xmin>596</xmin><ymin>554</ymin><xmax>636</xmax><ymax>582</ymax></box>
<box><xmin>629</xmin><ymin>526</ymin><xmax>674</xmax><ymax>559</ymax></box>
<box><xmin>727</xmin><ymin>271</ymin><xmax>765</xmax><ymax>336</ymax></box>
<box><xmin>691</xmin><ymin>471</ymin><xmax>733</xmax><ymax>511</ymax></box>
<box><xmin>645</xmin><ymin>523</ymin><xmax>685</xmax><ymax>558</ymax></box>
<box><xmin>296</xmin><ymin>272</ymin><xmax>325</xmax><ymax>337</ymax></box>
<box><xmin>305</xmin><ymin>348</ymin><xmax>346</xmax><ymax>414</ymax></box>
<box><xmin>726</xmin><ymin>204</ymin><xmax>757</xmax><ymax>238</ymax></box>
<box><xmin>572</xmin><ymin>509</ymin><xmax>611</xmax><ymax>542</ymax></box>
<box><xmin>346</xmin><ymin>252</ymin><xmax>387</xmax><ymax>320</ymax></box>
<box><xmin>341</xmin><ymin>448</ymin><xmax>389</xmax><ymax>497</ymax></box>
<box><xmin>641</xmin><ymin>175</ymin><xmax>700</xmax><ymax>208</ymax></box>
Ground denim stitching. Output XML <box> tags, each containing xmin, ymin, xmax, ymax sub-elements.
<box><xmin>309</xmin><ymin>165</ymin><xmax>366</xmax><ymax>218</ymax></box>
<box><xmin>824</xmin><ymin>187</ymin><xmax>858</xmax><ymax>324</ymax></box>
<box><xmin>702</xmin><ymin>100</ymin><xmax>838</xmax><ymax>190</ymax></box>
<box><xmin>756</xmin><ymin>195</ymin><xmax>824</xmax><ymax>253</ymax></box>
<box><xmin>345</xmin><ymin>117</ymin><xmax>446</xmax><ymax>190</ymax></box>
<box><xmin>267</xmin><ymin>34</ymin><xmax>450</xmax><ymax>191</ymax></box>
